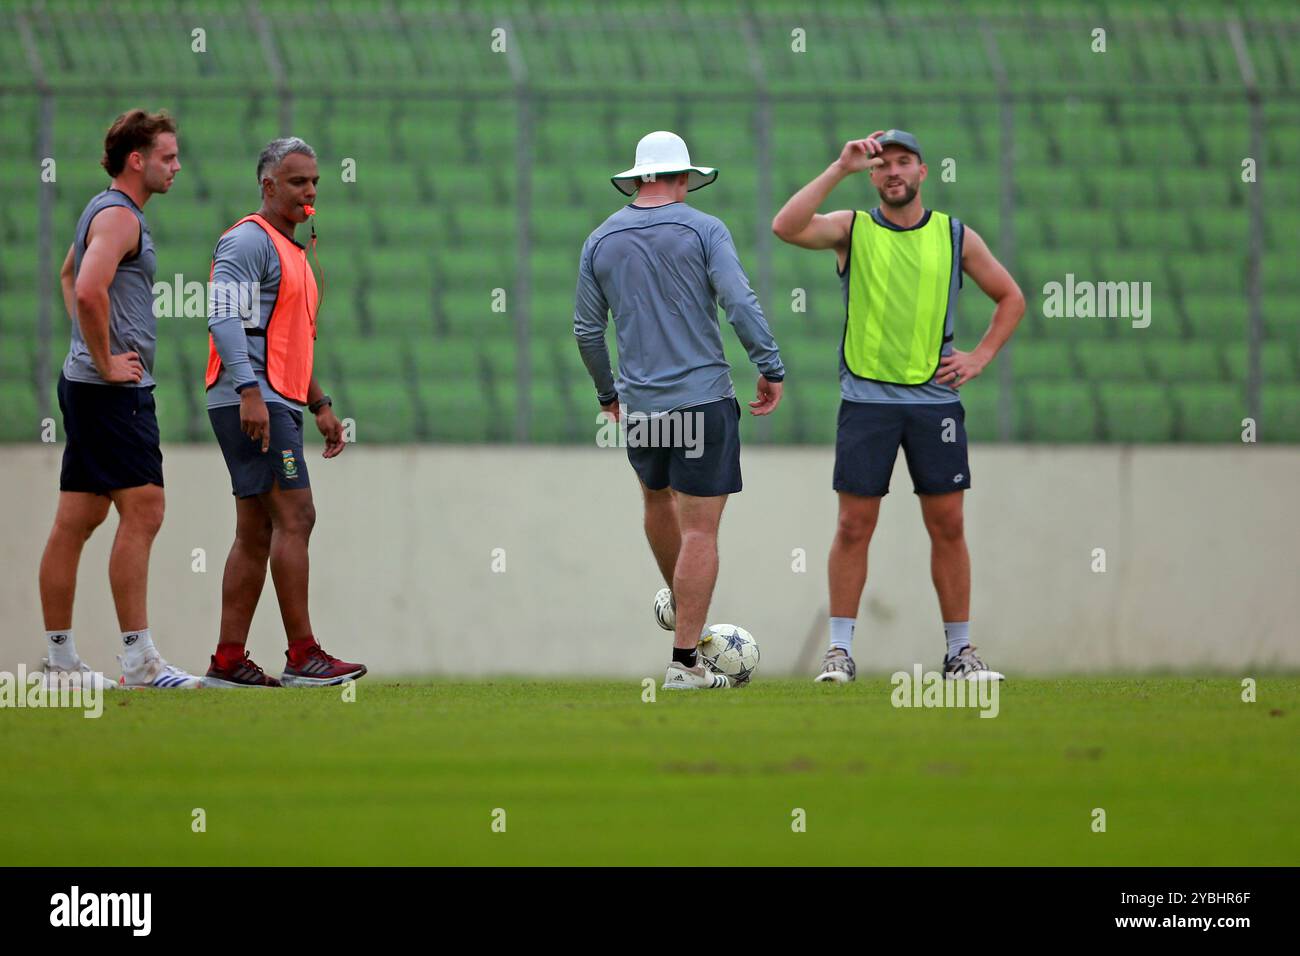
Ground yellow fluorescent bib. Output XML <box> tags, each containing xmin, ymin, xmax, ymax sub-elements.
<box><xmin>843</xmin><ymin>209</ymin><xmax>955</xmax><ymax>385</ymax></box>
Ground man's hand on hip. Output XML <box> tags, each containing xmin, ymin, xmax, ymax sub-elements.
<box><xmin>98</xmin><ymin>350</ymin><xmax>144</xmax><ymax>384</ymax></box>
<box><xmin>935</xmin><ymin>348</ymin><xmax>991</xmax><ymax>389</ymax></box>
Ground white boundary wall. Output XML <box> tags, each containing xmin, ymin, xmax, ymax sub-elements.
<box><xmin>1</xmin><ymin>443</ymin><xmax>1296</xmax><ymax>677</ymax></box>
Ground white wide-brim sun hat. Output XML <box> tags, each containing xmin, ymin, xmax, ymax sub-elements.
<box><xmin>611</xmin><ymin>130</ymin><xmax>718</xmax><ymax>196</ymax></box>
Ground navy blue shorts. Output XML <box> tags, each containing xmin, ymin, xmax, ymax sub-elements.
<box><xmin>209</xmin><ymin>402</ymin><xmax>310</xmax><ymax>498</ymax></box>
<box><xmin>57</xmin><ymin>373</ymin><xmax>164</xmax><ymax>494</ymax></box>
<box><xmin>833</xmin><ymin>400</ymin><xmax>971</xmax><ymax>497</ymax></box>
<box><xmin>627</xmin><ymin>397</ymin><xmax>742</xmax><ymax>498</ymax></box>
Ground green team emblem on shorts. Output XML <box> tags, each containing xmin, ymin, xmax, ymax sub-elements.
<box><xmin>281</xmin><ymin>449</ymin><xmax>299</xmax><ymax>480</ymax></box>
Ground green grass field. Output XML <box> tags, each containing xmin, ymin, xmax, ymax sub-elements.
<box><xmin>2</xmin><ymin>678</ymin><xmax>1296</xmax><ymax>866</ymax></box>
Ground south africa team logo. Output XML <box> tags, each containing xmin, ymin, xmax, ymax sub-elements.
<box><xmin>281</xmin><ymin>449</ymin><xmax>299</xmax><ymax>480</ymax></box>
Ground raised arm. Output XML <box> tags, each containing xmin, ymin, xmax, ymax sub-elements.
<box><xmin>771</xmin><ymin>135</ymin><xmax>885</xmax><ymax>252</ymax></box>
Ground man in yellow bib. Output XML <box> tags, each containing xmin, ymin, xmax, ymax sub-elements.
<box><xmin>773</xmin><ymin>129</ymin><xmax>1024</xmax><ymax>683</ymax></box>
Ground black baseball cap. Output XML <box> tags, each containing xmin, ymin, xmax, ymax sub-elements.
<box><xmin>875</xmin><ymin>129</ymin><xmax>923</xmax><ymax>162</ymax></box>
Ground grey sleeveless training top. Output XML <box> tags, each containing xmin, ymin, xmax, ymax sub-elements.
<box><xmin>63</xmin><ymin>188</ymin><xmax>157</xmax><ymax>388</ymax></box>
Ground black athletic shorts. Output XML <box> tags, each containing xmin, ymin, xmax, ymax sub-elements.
<box><xmin>627</xmin><ymin>397</ymin><xmax>742</xmax><ymax>498</ymax></box>
<box><xmin>57</xmin><ymin>373</ymin><xmax>164</xmax><ymax>494</ymax></box>
<box><xmin>833</xmin><ymin>399</ymin><xmax>971</xmax><ymax>497</ymax></box>
<box><xmin>209</xmin><ymin>402</ymin><xmax>310</xmax><ymax>498</ymax></box>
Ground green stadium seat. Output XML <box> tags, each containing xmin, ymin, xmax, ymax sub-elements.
<box><xmin>1049</xmin><ymin>209</ymin><xmax>1123</xmax><ymax>253</ymax></box>
<box><xmin>1184</xmin><ymin>294</ymin><xmax>1248</xmax><ymax>342</ymax></box>
<box><xmin>795</xmin><ymin>380</ymin><xmax>842</xmax><ymax>445</ymax></box>
<box><xmin>1100</xmin><ymin>385</ymin><xmax>1175</xmax><ymax>441</ymax></box>
<box><xmin>1171</xmin><ymin>254</ymin><xmax>1244</xmax><ymax>295</ymax></box>
<box><xmin>1261</xmin><ymin>385</ymin><xmax>1300</xmax><ymax>442</ymax></box>
<box><xmin>1146</xmin><ymin>341</ymin><xmax>1227</xmax><ymax>382</ymax></box>
<box><xmin>365</xmin><ymin>289</ymin><xmax>435</xmax><ymax>335</ymax></box>
<box><xmin>1023</xmin><ymin>383</ymin><xmax>1099</xmax><ymax>442</ymax></box>
<box><xmin>781</xmin><ymin>338</ymin><xmax>840</xmax><ymax>381</ymax></box>
<box><xmin>1172</xmin><ymin>383</ymin><xmax>1247</xmax><ymax>442</ymax></box>
<box><xmin>1013</xmin><ymin>340</ymin><xmax>1075</xmax><ymax>381</ymax></box>
<box><xmin>420</xmin><ymin>380</ymin><xmax>491</xmax><ymax>443</ymax></box>
<box><xmin>1121</xmin><ymin>209</ymin><xmax>1199</xmax><ymax>253</ymax></box>
<box><xmin>346</xmin><ymin>381</ymin><xmax>420</xmax><ymax>443</ymax></box>
<box><xmin>1223</xmin><ymin>342</ymin><xmax>1298</xmax><ymax>383</ymax></box>
<box><xmin>0</xmin><ymin>380</ymin><xmax>41</xmax><ymax>441</ymax></box>
<box><xmin>1262</xmin><ymin>295</ymin><xmax>1299</xmax><ymax>341</ymax></box>
<box><xmin>1074</xmin><ymin>341</ymin><xmax>1151</xmax><ymax>381</ymax></box>
<box><xmin>155</xmin><ymin>390</ymin><xmax>201</xmax><ymax>443</ymax></box>
<box><xmin>959</xmin><ymin>384</ymin><xmax>1002</xmax><ymax>442</ymax></box>
<box><xmin>529</xmin><ymin>390</ymin><xmax>585</xmax><ymax>443</ymax></box>
<box><xmin>327</xmin><ymin>337</ymin><xmax>408</xmax><ymax>381</ymax></box>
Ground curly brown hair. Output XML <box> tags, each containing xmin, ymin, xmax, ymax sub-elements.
<box><xmin>101</xmin><ymin>109</ymin><xmax>177</xmax><ymax>177</ymax></box>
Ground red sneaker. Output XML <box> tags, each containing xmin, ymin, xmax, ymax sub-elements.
<box><xmin>203</xmin><ymin>652</ymin><xmax>282</xmax><ymax>688</ymax></box>
<box><xmin>281</xmin><ymin>642</ymin><xmax>367</xmax><ymax>687</ymax></box>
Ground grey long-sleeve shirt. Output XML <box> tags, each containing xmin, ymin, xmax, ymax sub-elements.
<box><xmin>573</xmin><ymin>202</ymin><xmax>784</xmax><ymax>416</ymax></box>
<box><xmin>206</xmin><ymin>220</ymin><xmax>294</xmax><ymax>409</ymax></box>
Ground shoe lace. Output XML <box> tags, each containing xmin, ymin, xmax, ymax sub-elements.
<box><xmin>236</xmin><ymin>653</ymin><xmax>267</xmax><ymax>676</ymax></box>
<box><xmin>303</xmin><ymin>644</ymin><xmax>341</xmax><ymax>666</ymax></box>
<box><xmin>947</xmin><ymin>646</ymin><xmax>985</xmax><ymax>672</ymax></box>
<box><xmin>823</xmin><ymin>648</ymin><xmax>851</xmax><ymax>669</ymax></box>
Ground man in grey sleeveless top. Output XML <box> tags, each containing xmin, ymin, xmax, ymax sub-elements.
<box><xmin>37</xmin><ymin>109</ymin><xmax>201</xmax><ymax>690</ymax></box>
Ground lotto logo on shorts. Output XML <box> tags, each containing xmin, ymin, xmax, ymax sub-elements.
<box><xmin>281</xmin><ymin>449</ymin><xmax>299</xmax><ymax>480</ymax></box>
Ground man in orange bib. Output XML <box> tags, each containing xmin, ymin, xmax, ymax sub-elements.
<box><xmin>202</xmin><ymin>137</ymin><xmax>366</xmax><ymax>688</ymax></box>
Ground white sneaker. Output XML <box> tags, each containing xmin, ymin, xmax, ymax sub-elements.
<box><xmin>39</xmin><ymin>657</ymin><xmax>115</xmax><ymax>691</ymax></box>
<box><xmin>653</xmin><ymin>587</ymin><xmax>675</xmax><ymax>631</ymax></box>
<box><xmin>119</xmin><ymin>653</ymin><xmax>202</xmax><ymax>689</ymax></box>
<box><xmin>662</xmin><ymin>660</ymin><xmax>730</xmax><ymax>690</ymax></box>
<box><xmin>942</xmin><ymin>645</ymin><xmax>1004</xmax><ymax>681</ymax></box>
<box><xmin>813</xmin><ymin>647</ymin><xmax>856</xmax><ymax>684</ymax></box>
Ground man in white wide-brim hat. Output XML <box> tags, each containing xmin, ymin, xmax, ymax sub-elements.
<box><xmin>575</xmin><ymin>130</ymin><xmax>786</xmax><ymax>691</ymax></box>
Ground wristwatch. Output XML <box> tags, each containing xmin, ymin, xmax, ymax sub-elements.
<box><xmin>308</xmin><ymin>395</ymin><xmax>333</xmax><ymax>414</ymax></box>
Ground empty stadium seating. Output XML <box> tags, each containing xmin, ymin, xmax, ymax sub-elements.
<box><xmin>0</xmin><ymin>0</ymin><xmax>1295</xmax><ymax>443</ymax></box>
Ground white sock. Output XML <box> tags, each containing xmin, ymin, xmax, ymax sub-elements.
<box><xmin>829</xmin><ymin>617</ymin><xmax>856</xmax><ymax>653</ymax></box>
<box><xmin>944</xmin><ymin>621</ymin><xmax>970</xmax><ymax>658</ymax></box>
<box><xmin>120</xmin><ymin>629</ymin><xmax>156</xmax><ymax>670</ymax></box>
<box><xmin>46</xmin><ymin>630</ymin><xmax>79</xmax><ymax>669</ymax></box>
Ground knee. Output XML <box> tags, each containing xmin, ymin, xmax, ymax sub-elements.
<box><xmin>57</xmin><ymin>508</ymin><xmax>108</xmax><ymax>541</ymax></box>
<box><xmin>642</xmin><ymin>488</ymin><xmax>674</xmax><ymax>518</ymax></box>
<box><xmin>925</xmin><ymin>511</ymin><xmax>964</xmax><ymax>545</ymax></box>
<box><xmin>678</xmin><ymin>526</ymin><xmax>717</xmax><ymax>552</ymax></box>
<box><xmin>274</xmin><ymin>501</ymin><xmax>316</xmax><ymax>538</ymax></box>
<box><xmin>836</xmin><ymin>510</ymin><xmax>877</xmax><ymax>548</ymax></box>
<box><xmin>120</xmin><ymin>499</ymin><xmax>165</xmax><ymax>538</ymax></box>
<box><xmin>236</xmin><ymin>519</ymin><xmax>273</xmax><ymax>560</ymax></box>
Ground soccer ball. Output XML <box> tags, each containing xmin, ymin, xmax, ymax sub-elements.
<box><xmin>698</xmin><ymin>624</ymin><xmax>760</xmax><ymax>687</ymax></box>
<box><xmin>653</xmin><ymin>587</ymin><xmax>675</xmax><ymax>631</ymax></box>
